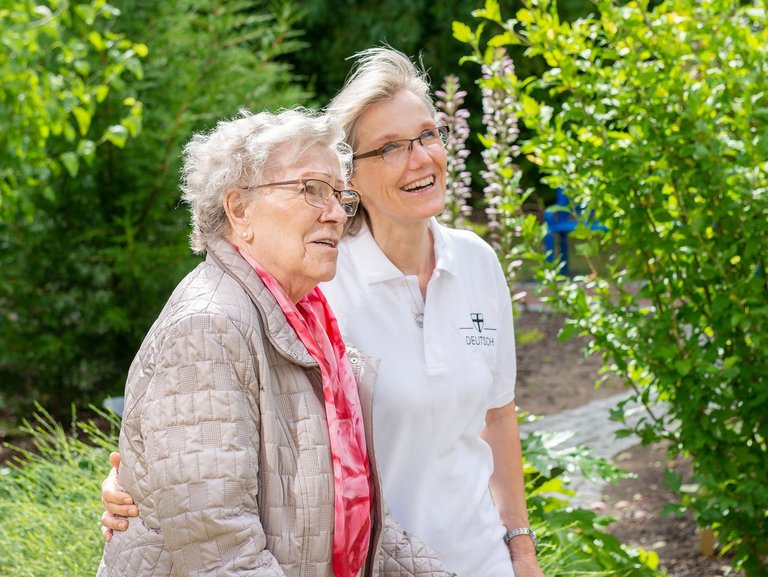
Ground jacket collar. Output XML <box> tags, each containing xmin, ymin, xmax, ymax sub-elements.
<box><xmin>205</xmin><ymin>237</ymin><xmax>316</xmax><ymax>367</ymax></box>
<box><xmin>344</xmin><ymin>217</ymin><xmax>459</xmax><ymax>284</ymax></box>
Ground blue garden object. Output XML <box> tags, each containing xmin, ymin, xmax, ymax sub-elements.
<box><xmin>543</xmin><ymin>188</ymin><xmax>606</xmax><ymax>276</ymax></box>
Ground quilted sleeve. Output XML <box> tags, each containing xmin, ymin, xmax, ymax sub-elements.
<box><xmin>141</xmin><ymin>312</ymin><xmax>285</xmax><ymax>577</ymax></box>
<box><xmin>378</xmin><ymin>501</ymin><xmax>457</xmax><ymax>577</ymax></box>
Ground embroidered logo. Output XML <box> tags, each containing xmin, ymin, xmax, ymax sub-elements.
<box><xmin>459</xmin><ymin>313</ymin><xmax>497</xmax><ymax>347</ymax></box>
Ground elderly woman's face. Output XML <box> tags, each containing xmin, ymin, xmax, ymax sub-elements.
<box><xmin>239</xmin><ymin>145</ymin><xmax>348</xmax><ymax>302</ymax></box>
<box><xmin>350</xmin><ymin>89</ymin><xmax>446</xmax><ymax>230</ymax></box>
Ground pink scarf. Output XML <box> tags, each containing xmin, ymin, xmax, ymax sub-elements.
<box><xmin>240</xmin><ymin>251</ymin><xmax>372</xmax><ymax>577</ymax></box>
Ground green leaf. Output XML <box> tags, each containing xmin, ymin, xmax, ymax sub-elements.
<box><xmin>60</xmin><ymin>152</ymin><xmax>79</xmax><ymax>178</ymax></box>
<box><xmin>76</xmin><ymin>139</ymin><xmax>96</xmax><ymax>162</ymax></box>
<box><xmin>88</xmin><ymin>31</ymin><xmax>105</xmax><ymax>51</ymax></box>
<box><xmin>452</xmin><ymin>22</ymin><xmax>475</xmax><ymax>44</ymax></box>
<box><xmin>517</xmin><ymin>8</ymin><xmax>534</xmax><ymax>24</ymax></box>
<box><xmin>674</xmin><ymin>360</ymin><xmax>692</xmax><ymax>377</ymax></box>
<box><xmin>104</xmin><ymin>124</ymin><xmax>128</xmax><ymax>148</ymax></box>
<box><xmin>520</xmin><ymin>94</ymin><xmax>540</xmax><ymax>118</ymax></box>
<box><xmin>95</xmin><ymin>85</ymin><xmax>109</xmax><ymax>103</ymax></box>
<box><xmin>488</xmin><ymin>31</ymin><xmax>523</xmax><ymax>47</ymax></box>
<box><xmin>480</xmin><ymin>0</ymin><xmax>501</xmax><ymax>23</ymax></box>
<box><xmin>72</xmin><ymin>107</ymin><xmax>91</xmax><ymax>136</ymax></box>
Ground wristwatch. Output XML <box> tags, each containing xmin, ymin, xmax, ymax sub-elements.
<box><xmin>503</xmin><ymin>527</ymin><xmax>538</xmax><ymax>550</ymax></box>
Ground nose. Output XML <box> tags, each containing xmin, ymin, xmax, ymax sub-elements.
<box><xmin>320</xmin><ymin>194</ymin><xmax>349</xmax><ymax>223</ymax></box>
<box><xmin>406</xmin><ymin>138</ymin><xmax>432</xmax><ymax>166</ymax></box>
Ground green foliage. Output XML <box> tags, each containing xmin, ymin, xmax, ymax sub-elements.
<box><xmin>0</xmin><ymin>0</ymin><xmax>146</xmax><ymax>220</ymax></box>
<box><xmin>0</xmin><ymin>406</ymin><xmax>118</xmax><ymax>576</ymax></box>
<box><xmin>293</xmin><ymin>0</ymin><xmax>481</xmax><ymax>105</ymax></box>
<box><xmin>0</xmin><ymin>0</ymin><xmax>307</xmax><ymax>417</ymax></box>
<box><xmin>518</xmin><ymin>429</ymin><xmax>662</xmax><ymax>576</ymax></box>
<box><xmin>457</xmin><ymin>0</ymin><xmax>768</xmax><ymax>572</ymax></box>
<box><xmin>0</xmin><ymin>0</ymin><xmax>146</xmax><ymax>415</ymax></box>
<box><xmin>290</xmin><ymin>0</ymin><xmax>602</xmax><ymax>208</ymax></box>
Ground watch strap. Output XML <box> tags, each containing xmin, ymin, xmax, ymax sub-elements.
<box><xmin>503</xmin><ymin>527</ymin><xmax>538</xmax><ymax>549</ymax></box>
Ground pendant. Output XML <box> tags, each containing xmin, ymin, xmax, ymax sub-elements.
<box><xmin>415</xmin><ymin>312</ymin><xmax>424</xmax><ymax>327</ymax></box>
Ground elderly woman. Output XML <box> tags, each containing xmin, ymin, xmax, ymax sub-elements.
<box><xmin>96</xmin><ymin>108</ymin><xmax>454</xmax><ymax>577</ymax></box>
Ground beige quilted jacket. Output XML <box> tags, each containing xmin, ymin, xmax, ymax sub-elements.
<box><xmin>97</xmin><ymin>238</ymin><xmax>455</xmax><ymax>577</ymax></box>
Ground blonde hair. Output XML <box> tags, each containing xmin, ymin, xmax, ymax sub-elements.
<box><xmin>180</xmin><ymin>108</ymin><xmax>352</xmax><ymax>253</ymax></box>
<box><xmin>327</xmin><ymin>46</ymin><xmax>436</xmax><ymax>151</ymax></box>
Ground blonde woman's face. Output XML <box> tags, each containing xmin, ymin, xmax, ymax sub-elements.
<box><xmin>350</xmin><ymin>90</ymin><xmax>447</xmax><ymax>231</ymax></box>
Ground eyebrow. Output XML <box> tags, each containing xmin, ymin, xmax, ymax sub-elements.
<box><xmin>296</xmin><ymin>172</ymin><xmax>338</xmax><ymax>181</ymax></box>
<box><xmin>364</xmin><ymin>124</ymin><xmax>438</xmax><ymax>147</ymax></box>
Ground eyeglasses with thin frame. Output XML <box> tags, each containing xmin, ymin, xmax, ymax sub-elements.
<box><xmin>353</xmin><ymin>125</ymin><xmax>450</xmax><ymax>163</ymax></box>
<box><xmin>245</xmin><ymin>179</ymin><xmax>361</xmax><ymax>217</ymax></box>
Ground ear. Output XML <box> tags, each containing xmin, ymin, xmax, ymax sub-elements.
<box><xmin>223</xmin><ymin>188</ymin><xmax>251</xmax><ymax>239</ymax></box>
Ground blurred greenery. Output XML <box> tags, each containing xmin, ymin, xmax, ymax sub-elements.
<box><xmin>0</xmin><ymin>0</ymin><xmax>146</xmax><ymax>220</ymax></box>
<box><xmin>0</xmin><ymin>0</ymin><xmax>606</xmax><ymax>419</ymax></box>
<box><xmin>457</xmin><ymin>0</ymin><xmax>768</xmax><ymax>572</ymax></box>
<box><xmin>0</xmin><ymin>406</ymin><xmax>118</xmax><ymax>576</ymax></box>
<box><xmin>0</xmin><ymin>0</ymin><xmax>308</xmax><ymax>418</ymax></box>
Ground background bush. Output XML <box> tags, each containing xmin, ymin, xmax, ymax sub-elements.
<box><xmin>455</xmin><ymin>0</ymin><xmax>768</xmax><ymax>572</ymax></box>
<box><xmin>0</xmin><ymin>0</ymin><xmax>308</xmax><ymax>417</ymax></box>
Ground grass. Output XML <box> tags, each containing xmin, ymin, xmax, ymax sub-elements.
<box><xmin>0</xmin><ymin>406</ymin><xmax>118</xmax><ymax>577</ymax></box>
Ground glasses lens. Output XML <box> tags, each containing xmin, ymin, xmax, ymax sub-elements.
<box><xmin>302</xmin><ymin>179</ymin><xmax>330</xmax><ymax>209</ymax></box>
<box><xmin>340</xmin><ymin>191</ymin><xmax>359</xmax><ymax>216</ymax></box>
<box><xmin>378</xmin><ymin>127</ymin><xmax>449</xmax><ymax>163</ymax></box>
<box><xmin>379</xmin><ymin>140</ymin><xmax>409</xmax><ymax>162</ymax></box>
<box><xmin>421</xmin><ymin>126</ymin><xmax>449</xmax><ymax>148</ymax></box>
<box><xmin>437</xmin><ymin>125</ymin><xmax>449</xmax><ymax>145</ymax></box>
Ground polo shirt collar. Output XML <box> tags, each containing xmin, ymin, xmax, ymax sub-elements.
<box><xmin>346</xmin><ymin>217</ymin><xmax>460</xmax><ymax>284</ymax></box>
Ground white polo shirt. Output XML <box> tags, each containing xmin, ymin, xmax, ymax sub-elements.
<box><xmin>321</xmin><ymin>218</ymin><xmax>516</xmax><ymax>577</ymax></box>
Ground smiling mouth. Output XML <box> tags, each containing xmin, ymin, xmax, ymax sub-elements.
<box><xmin>312</xmin><ymin>239</ymin><xmax>338</xmax><ymax>248</ymax></box>
<box><xmin>402</xmin><ymin>176</ymin><xmax>434</xmax><ymax>192</ymax></box>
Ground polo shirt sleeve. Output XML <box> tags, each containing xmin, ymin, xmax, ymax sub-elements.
<box><xmin>490</xmin><ymin>260</ymin><xmax>517</xmax><ymax>409</ymax></box>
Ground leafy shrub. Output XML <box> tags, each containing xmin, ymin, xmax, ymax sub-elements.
<box><xmin>0</xmin><ymin>0</ymin><xmax>307</xmax><ymax>418</ymax></box>
<box><xmin>0</xmin><ymin>0</ymin><xmax>146</xmax><ymax>417</ymax></box>
<box><xmin>456</xmin><ymin>0</ymin><xmax>768</xmax><ymax>573</ymax></box>
<box><xmin>0</xmin><ymin>0</ymin><xmax>146</xmax><ymax>220</ymax></box>
<box><xmin>520</xmin><ymin>430</ymin><xmax>662</xmax><ymax>576</ymax></box>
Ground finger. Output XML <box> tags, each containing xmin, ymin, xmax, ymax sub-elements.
<box><xmin>101</xmin><ymin>463</ymin><xmax>134</xmax><ymax>507</ymax></box>
<box><xmin>103</xmin><ymin>499</ymin><xmax>139</xmax><ymax>517</ymax></box>
<box><xmin>102</xmin><ymin>510</ymin><xmax>130</xmax><ymax>532</ymax></box>
<box><xmin>101</xmin><ymin>482</ymin><xmax>135</xmax><ymax>507</ymax></box>
<box><xmin>101</xmin><ymin>525</ymin><xmax>113</xmax><ymax>543</ymax></box>
<box><xmin>109</xmin><ymin>451</ymin><xmax>122</xmax><ymax>471</ymax></box>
